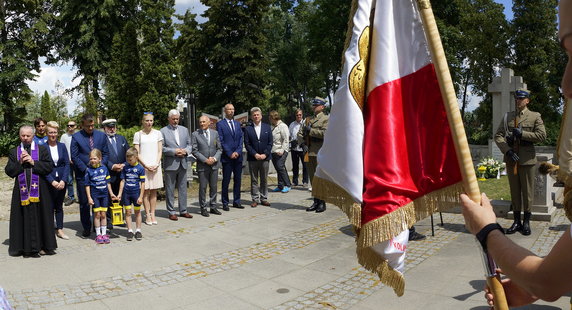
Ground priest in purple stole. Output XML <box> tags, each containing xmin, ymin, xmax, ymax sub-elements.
<box><xmin>5</xmin><ymin>125</ymin><xmax>57</xmax><ymax>257</ymax></box>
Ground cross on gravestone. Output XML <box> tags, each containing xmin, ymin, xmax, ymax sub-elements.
<box><xmin>487</xmin><ymin>68</ymin><xmax>527</xmax><ymax>162</ymax></box>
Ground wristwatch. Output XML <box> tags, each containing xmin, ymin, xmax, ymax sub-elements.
<box><xmin>476</xmin><ymin>223</ymin><xmax>504</xmax><ymax>252</ymax></box>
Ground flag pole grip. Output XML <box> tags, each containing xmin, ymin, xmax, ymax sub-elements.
<box><xmin>487</xmin><ymin>275</ymin><xmax>509</xmax><ymax>310</ymax></box>
<box><xmin>417</xmin><ymin>1</ymin><xmax>508</xmax><ymax>309</ymax></box>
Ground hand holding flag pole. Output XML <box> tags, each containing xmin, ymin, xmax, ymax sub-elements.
<box><xmin>417</xmin><ymin>1</ymin><xmax>508</xmax><ymax>309</ymax></box>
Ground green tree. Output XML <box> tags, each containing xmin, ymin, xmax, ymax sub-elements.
<box><xmin>0</xmin><ymin>0</ymin><xmax>51</xmax><ymax>131</ymax></box>
<box><xmin>195</xmin><ymin>0</ymin><xmax>273</xmax><ymax>114</ymax></box>
<box><xmin>137</xmin><ymin>0</ymin><xmax>178</xmax><ymax>127</ymax></box>
<box><xmin>306</xmin><ymin>0</ymin><xmax>350</xmax><ymax>102</ymax></box>
<box><xmin>40</xmin><ymin>91</ymin><xmax>55</xmax><ymax>122</ymax></box>
<box><xmin>105</xmin><ymin>20</ymin><xmax>142</xmax><ymax>126</ymax></box>
<box><xmin>511</xmin><ymin>0</ymin><xmax>564</xmax><ymax>144</ymax></box>
<box><xmin>265</xmin><ymin>2</ymin><xmax>318</xmax><ymax>111</ymax></box>
<box><xmin>48</xmin><ymin>0</ymin><xmax>133</xmax><ymax>107</ymax></box>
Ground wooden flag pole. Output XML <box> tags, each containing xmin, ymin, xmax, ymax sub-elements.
<box><xmin>417</xmin><ymin>0</ymin><xmax>509</xmax><ymax>309</ymax></box>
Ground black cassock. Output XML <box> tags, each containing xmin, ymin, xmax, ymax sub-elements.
<box><xmin>5</xmin><ymin>145</ymin><xmax>57</xmax><ymax>256</ymax></box>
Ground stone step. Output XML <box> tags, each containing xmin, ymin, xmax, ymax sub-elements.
<box><xmin>507</xmin><ymin>207</ymin><xmax>555</xmax><ymax>222</ymax></box>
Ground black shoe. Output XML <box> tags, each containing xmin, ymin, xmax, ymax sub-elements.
<box><xmin>127</xmin><ymin>231</ymin><xmax>134</xmax><ymax>241</ymax></box>
<box><xmin>222</xmin><ymin>205</ymin><xmax>230</xmax><ymax>211</ymax></box>
<box><xmin>210</xmin><ymin>208</ymin><xmax>222</xmax><ymax>215</ymax></box>
<box><xmin>23</xmin><ymin>252</ymin><xmax>41</xmax><ymax>258</ymax></box>
<box><xmin>82</xmin><ymin>229</ymin><xmax>91</xmax><ymax>237</ymax></box>
<box><xmin>522</xmin><ymin>212</ymin><xmax>531</xmax><ymax>236</ymax></box>
<box><xmin>315</xmin><ymin>200</ymin><xmax>326</xmax><ymax>213</ymax></box>
<box><xmin>506</xmin><ymin>212</ymin><xmax>522</xmax><ymax>234</ymax></box>
<box><xmin>306</xmin><ymin>199</ymin><xmax>319</xmax><ymax>212</ymax></box>
<box><xmin>409</xmin><ymin>231</ymin><xmax>426</xmax><ymax>241</ymax></box>
<box><xmin>233</xmin><ymin>203</ymin><xmax>245</xmax><ymax>209</ymax></box>
<box><xmin>201</xmin><ymin>208</ymin><xmax>210</xmax><ymax>217</ymax></box>
<box><xmin>63</xmin><ymin>196</ymin><xmax>73</xmax><ymax>206</ymax></box>
<box><xmin>135</xmin><ymin>231</ymin><xmax>142</xmax><ymax>240</ymax></box>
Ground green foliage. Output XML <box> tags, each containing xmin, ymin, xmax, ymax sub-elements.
<box><xmin>105</xmin><ymin>20</ymin><xmax>142</xmax><ymax>127</ymax></box>
<box><xmin>48</xmin><ymin>0</ymin><xmax>134</xmax><ymax>105</ymax></box>
<box><xmin>511</xmin><ymin>0</ymin><xmax>564</xmax><ymax>139</ymax></box>
<box><xmin>0</xmin><ymin>130</ymin><xmax>20</xmax><ymax>156</ymax></box>
<box><xmin>116</xmin><ymin>126</ymin><xmax>141</xmax><ymax>146</ymax></box>
<box><xmin>306</xmin><ymin>0</ymin><xmax>350</xmax><ymax>102</ymax></box>
<box><xmin>0</xmin><ymin>0</ymin><xmax>51</xmax><ymax>131</ymax></box>
<box><xmin>192</xmin><ymin>0</ymin><xmax>273</xmax><ymax>114</ymax></box>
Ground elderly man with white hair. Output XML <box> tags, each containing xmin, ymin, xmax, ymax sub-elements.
<box><xmin>160</xmin><ymin>109</ymin><xmax>194</xmax><ymax>220</ymax></box>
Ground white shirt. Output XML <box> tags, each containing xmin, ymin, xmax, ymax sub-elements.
<box><xmin>254</xmin><ymin>122</ymin><xmax>262</xmax><ymax>140</ymax></box>
<box><xmin>289</xmin><ymin>120</ymin><xmax>304</xmax><ymax>152</ymax></box>
<box><xmin>49</xmin><ymin>144</ymin><xmax>59</xmax><ymax>177</ymax></box>
<box><xmin>171</xmin><ymin>125</ymin><xmax>180</xmax><ymax>146</ymax></box>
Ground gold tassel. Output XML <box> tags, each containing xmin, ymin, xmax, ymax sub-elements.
<box><xmin>358</xmin><ymin>247</ymin><xmax>405</xmax><ymax>296</ymax></box>
<box><xmin>312</xmin><ymin>176</ymin><xmax>362</xmax><ymax>228</ymax></box>
<box><xmin>358</xmin><ymin>182</ymin><xmax>462</xmax><ymax>248</ymax></box>
<box><xmin>29</xmin><ymin>197</ymin><xmax>39</xmax><ymax>203</ymax></box>
<box><xmin>21</xmin><ymin>199</ymin><xmax>30</xmax><ymax>206</ymax></box>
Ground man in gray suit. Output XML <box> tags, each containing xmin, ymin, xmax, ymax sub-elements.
<box><xmin>160</xmin><ymin>109</ymin><xmax>193</xmax><ymax>220</ymax></box>
<box><xmin>191</xmin><ymin>115</ymin><xmax>223</xmax><ymax>217</ymax></box>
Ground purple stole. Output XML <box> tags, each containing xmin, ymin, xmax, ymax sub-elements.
<box><xmin>17</xmin><ymin>143</ymin><xmax>40</xmax><ymax>206</ymax></box>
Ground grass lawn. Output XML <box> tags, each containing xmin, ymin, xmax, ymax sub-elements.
<box><xmin>477</xmin><ymin>175</ymin><xmax>511</xmax><ymax>201</ymax></box>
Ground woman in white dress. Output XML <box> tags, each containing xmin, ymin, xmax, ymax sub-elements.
<box><xmin>133</xmin><ymin>113</ymin><xmax>163</xmax><ymax>225</ymax></box>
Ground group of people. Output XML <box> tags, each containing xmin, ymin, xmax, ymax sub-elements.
<box><xmin>5</xmin><ymin>98</ymin><xmax>330</xmax><ymax>258</ymax></box>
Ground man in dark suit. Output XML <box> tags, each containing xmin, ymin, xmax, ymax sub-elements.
<box><xmin>71</xmin><ymin>113</ymin><xmax>109</xmax><ymax>237</ymax></box>
<box><xmin>192</xmin><ymin>115</ymin><xmax>222</xmax><ymax>217</ymax></box>
<box><xmin>244</xmin><ymin>107</ymin><xmax>273</xmax><ymax>208</ymax></box>
<box><xmin>217</xmin><ymin>104</ymin><xmax>244</xmax><ymax>211</ymax></box>
<box><xmin>102</xmin><ymin>118</ymin><xmax>129</xmax><ymax>228</ymax></box>
<box><xmin>160</xmin><ymin>109</ymin><xmax>193</xmax><ymax>220</ymax></box>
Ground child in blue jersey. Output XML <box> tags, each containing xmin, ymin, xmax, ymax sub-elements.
<box><xmin>85</xmin><ymin>149</ymin><xmax>117</xmax><ymax>244</ymax></box>
<box><xmin>118</xmin><ymin>148</ymin><xmax>146</xmax><ymax>241</ymax></box>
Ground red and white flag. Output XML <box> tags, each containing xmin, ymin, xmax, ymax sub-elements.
<box><xmin>314</xmin><ymin>0</ymin><xmax>462</xmax><ymax>296</ymax></box>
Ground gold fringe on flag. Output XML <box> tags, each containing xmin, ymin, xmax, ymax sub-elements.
<box><xmin>358</xmin><ymin>246</ymin><xmax>405</xmax><ymax>296</ymax></box>
<box><xmin>312</xmin><ymin>176</ymin><xmax>362</xmax><ymax>228</ymax></box>
<box><xmin>358</xmin><ymin>182</ymin><xmax>462</xmax><ymax>249</ymax></box>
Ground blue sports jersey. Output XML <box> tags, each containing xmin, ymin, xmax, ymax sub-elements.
<box><xmin>121</xmin><ymin>162</ymin><xmax>145</xmax><ymax>194</ymax></box>
<box><xmin>84</xmin><ymin>164</ymin><xmax>110</xmax><ymax>198</ymax></box>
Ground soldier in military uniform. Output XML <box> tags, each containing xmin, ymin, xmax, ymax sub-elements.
<box><xmin>494</xmin><ymin>89</ymin><xmax>546</xmax><ymax>236</ymax></box>
<box><xmin>298</xmin><ymin>97</ymin><xmax>329</xmax><ymax>213</ymax></box>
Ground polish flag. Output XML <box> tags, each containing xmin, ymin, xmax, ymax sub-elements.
<box><xmin>313</xmin><ymin>0</ymin><xmax>462</xmax><ymax>296</ymax></box>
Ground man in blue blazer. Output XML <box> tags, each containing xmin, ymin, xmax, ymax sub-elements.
<box><xmin>244</xmin><ymin>107</ymin><xmax>273</xmax><ymax>208</ymax></box>
<box><xmin>71</xmin><ymin>113</ymin><xmax>109</xmax><ymax>237</ymax></box>
<box><xmin>102</xmin><ymin>118</ymin><xmax>129</xmax><ymax>228</ymax></box>
<box><xmin>217</xmin><ymin>104</ymin><xmax>245</xmax><ymax>211</ymax></box>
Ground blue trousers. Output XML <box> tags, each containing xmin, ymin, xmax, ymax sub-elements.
<box><xmin>76</xmin><ymin>180</ymin><xmax>92</xmax><ymax>231</ymax></box>
<box><xmin>221</xmin><ymin>159</ymin><xmax>242</xmax><ymax>205</ymax></box>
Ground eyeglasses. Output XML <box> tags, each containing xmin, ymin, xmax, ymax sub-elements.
<box><xmin>143</xmin><ymin>112</ymin><xmax>153</xmax><ymax>115</ymax></box>
<box><xmin>67</xmin><ymin>124</ymin><xmax>76</xmax><ymax>127</ymax></box>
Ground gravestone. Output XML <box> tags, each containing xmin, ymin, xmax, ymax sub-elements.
<box><xmin>487</xmin><ymin>68</ymin><xmax>527</xmax><ymax>162</ymax></box>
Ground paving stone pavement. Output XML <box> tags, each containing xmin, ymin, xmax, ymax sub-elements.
<box><xmin>0</xmin><ymin>183</ymin><xmax>569</xmax><ymax>309</ymax></box>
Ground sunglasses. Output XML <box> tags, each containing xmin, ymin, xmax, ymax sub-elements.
<box><xmin>143</xmin><ymin>112</ymin><xmax>153</xmax><ymax>115</ymax></box>
<box><xmin>67</xmin><ymin>124</ymin><xmax>76</xmax><ymax>127</ymax></box>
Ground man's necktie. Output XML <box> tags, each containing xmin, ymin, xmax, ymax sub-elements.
<box><xmin>229</xmin><ymin>120</ymin><xmax>234</xmax><ymax>133</ymax></box>
<box><xmin>111</xmin><ymin>137</ymin><xmax>118</xmax><ymax>154</ymax></box>
<box><xmin>89</xmin><ymin>135</ymin><xmax>94</xmax><ymax>150</ymax></box>
<box><xmin>205</xmin><ymin>130</ymin><xmax>210</xmax><ymax>144</ymax></box>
